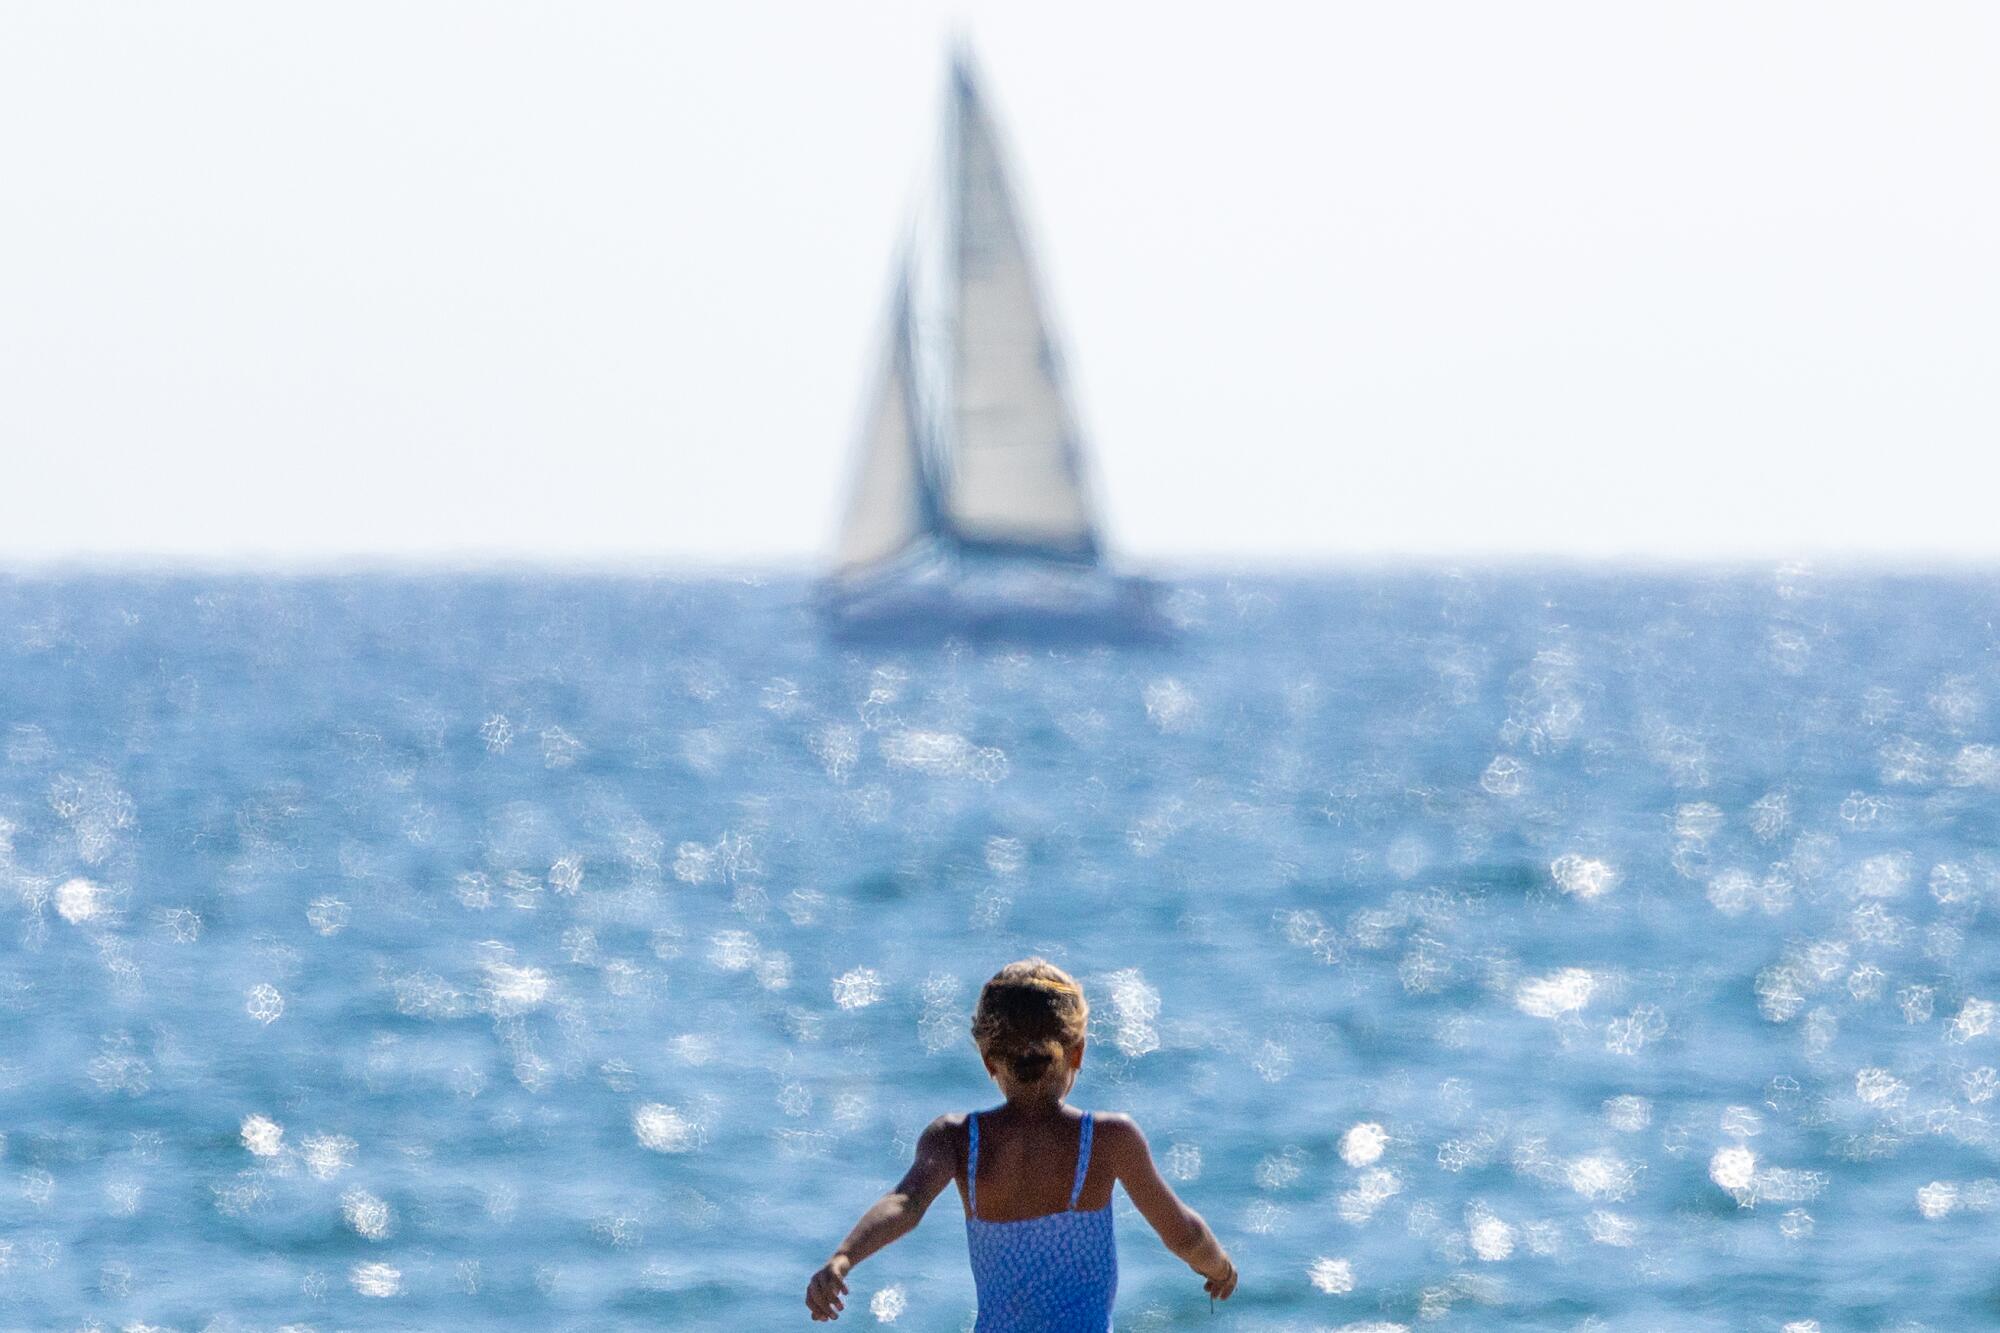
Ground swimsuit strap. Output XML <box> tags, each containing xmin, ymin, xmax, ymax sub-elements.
<box><xmin>1068</xmin><ymin>1112</ymin><xmax>1095</xmax><ymax>1210</ymax></box>
<box><xmin>966</xmin><ymin>1112</ymin><xmax>980</xmax><ymax>1218</ymax></box>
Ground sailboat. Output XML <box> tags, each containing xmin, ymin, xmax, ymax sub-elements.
<box><xmin>819</xmin><ymin>52</ymin><xmax>1167</xmax><ymax>644</ymax></box>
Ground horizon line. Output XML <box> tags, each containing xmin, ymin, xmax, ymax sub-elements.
<box><xmin>6</xmin><ymin>550</ymin><xmax>2000</xmax><ymax>578</ymax></box>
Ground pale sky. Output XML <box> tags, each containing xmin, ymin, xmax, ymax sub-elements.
<box><xmin>2</xmin><ymin>2</ymin><xmax>1995</xmax><ymax>565</ymax></box>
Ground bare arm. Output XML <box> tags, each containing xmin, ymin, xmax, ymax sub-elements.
<box><xmin>805</xmin><ymin>1116</ymin><xmax>958</xmax><ymax>1321</ymax></box>
<box><xmin>1100</xmin><ymin>1114</ymin><xmax>1237</xmax><ymax>1299</ymax></box>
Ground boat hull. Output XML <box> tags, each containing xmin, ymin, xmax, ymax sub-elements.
<box><xmin>818</xmin><ymin>560</ymin><xmax>1172</xmax><ymax>646</ymax></box>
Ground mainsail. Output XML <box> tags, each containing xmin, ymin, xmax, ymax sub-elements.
<box><xmin>945</xmin><ymin>58</ymin><xmax>1099</xmax><ymax>561</ymax></box>
<box><xmin>835</xmin><ymin>272</ymin><xmax>933</xmax><ymax>573</ymax></box>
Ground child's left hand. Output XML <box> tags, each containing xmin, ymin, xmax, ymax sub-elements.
<box><xmin>806</xmin><ymin>1256</ymin><xmax>851</xmax><ymax>1321</ymax></box>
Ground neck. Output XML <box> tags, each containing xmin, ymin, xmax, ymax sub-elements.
<box><xmin>1001</xmin><ymin>1091</ymin><xmax>1068</xmax><ymax>1115</ymax></box>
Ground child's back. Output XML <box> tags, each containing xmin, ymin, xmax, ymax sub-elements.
<box><xmin>960</xmin><ymin>1103</ymin><xmax>1114</xmax><ymax>1329</ymax></box>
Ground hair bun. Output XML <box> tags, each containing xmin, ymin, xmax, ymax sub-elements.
<box><xmin>971</xmin><ymin>959</ymin><xmax>1089</xmax><ymax>1091</ymax></box>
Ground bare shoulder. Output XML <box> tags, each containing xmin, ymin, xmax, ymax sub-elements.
<box><xmin>897</xmin><ymin>1113</ymin><xmax>970</xmax><ymax>1193</ymax></box>
<box><xmin>920</xmin><ymin>1112</ymin><xmax>971</xmax><ymax>1155</ymax></box>
<box><xmin>1088</xmin><ymin>1112</ymin><xmax>1150</xmax><ymax>1170</ymax></box>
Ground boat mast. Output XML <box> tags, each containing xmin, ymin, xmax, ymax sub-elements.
<box><xmin>932</xmin><ymin>46</ymin><xmax>976</xmax><ymax>563</ymax></box>
<box><xmin>895</xmin><ymin>257</ymin><xmax>944</xmax><ymax>544</ymax></box>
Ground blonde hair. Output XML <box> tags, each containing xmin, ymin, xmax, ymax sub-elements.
<box><xmin>971</xmin><ymin>959</ymin><xmax>1089</xmax><ymax>1088</ymax></box>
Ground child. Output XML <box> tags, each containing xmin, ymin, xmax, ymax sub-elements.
<box><xmin>805</xmin><ymin>958</ymin><xmax>1236</xmax><ymax>1327</ymax></box>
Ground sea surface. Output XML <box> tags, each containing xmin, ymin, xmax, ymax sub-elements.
<box><xmin>4</xmin><ymin>570</ymin><xmax>2000</xmax><ymax>1331</ymax></box>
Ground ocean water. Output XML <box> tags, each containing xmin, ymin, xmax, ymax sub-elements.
<box><xmin>3</xmin><ymin>569</ymin><xmax>2000</xmax><ymax>1331</ymax></box>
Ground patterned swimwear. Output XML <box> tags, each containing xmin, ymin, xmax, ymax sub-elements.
<box><xmin>964</xmin><ymin>1110</ymin><xmax>1117</xmax><ymax>1332</ymax></box>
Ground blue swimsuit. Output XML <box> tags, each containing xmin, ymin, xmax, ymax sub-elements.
<box><xmin>964</xmin><ymin>1110</ymin><xmax>1117</xmax><ymax>1332</ymax></box>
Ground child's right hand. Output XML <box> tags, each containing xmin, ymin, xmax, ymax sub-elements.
<box><xmin>1202</xmin><ymin>1255</ymin><xmax>1238</xmax><ymax>1301</ymax></box>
